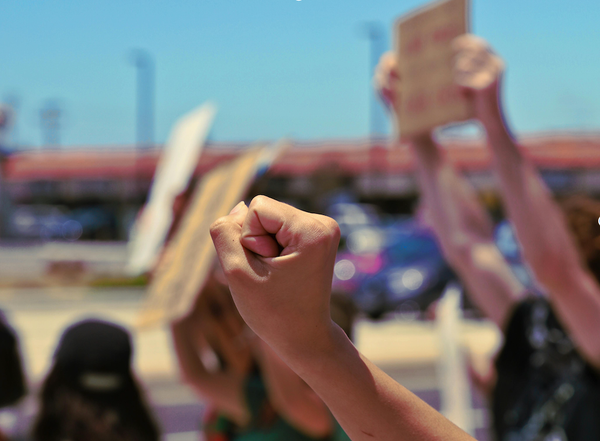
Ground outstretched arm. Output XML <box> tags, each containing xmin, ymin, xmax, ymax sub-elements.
<box><xmin>453</xmin><ymin>35</ymin><xmax>600</xmax><ymax>367</ymax></box>
<box><xmin>252</xmin><ymin>338</ymin><xmax>334</xmax><ymax>438</ymax></box>
<box><xmin>410</xmin><ymin>133</ymin><xmax>525</xmax><ymax>328</ymax></box>
<box><xmin>170</xmin><ymin>316</ymin><xmax>250</xmax><ymax>426</ymax></box>
<box><xmin>210</xmin><ymin>197</ymin><xmax>476</xmax><ymax>441</ymax></box>
<box><xmin>375</xmin><ymin>53</ymin><xmax>525</xmax><ymax>328</ymax></box>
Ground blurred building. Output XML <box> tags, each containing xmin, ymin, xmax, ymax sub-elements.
<box><xmin>2</xmin><ymin>133</ymin><xmax>600</xmax><ymax>240</ymax></box>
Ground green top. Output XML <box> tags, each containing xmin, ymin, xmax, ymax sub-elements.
<box><xmin>207</xmin><ymin>372</ymin><xmax>350</xmax><ymax>441</ymax></box>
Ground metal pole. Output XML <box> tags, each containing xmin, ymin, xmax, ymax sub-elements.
<box><xmin>360</xmin><ymin>21</ymin><xmax>387</xmax><ymax>138</ymax></box>
<box><xmin>40</xmin><ymin>100</ymin><xmax>61</xmax><ymax>148</ymax></box>
<box><xmin>130</xmin><ymin>49</ymin><xmax>155</xmax><ymax>149</ymax></box>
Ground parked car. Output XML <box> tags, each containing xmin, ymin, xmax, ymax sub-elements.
<box><xmin>352</xmin><ymin>222</ymin><xmax>455</xmax><ymax>319</ymax></box>
<box><xmin>9</xmin><ymin>205</ymin><xmax>82</xmax><ymax>241</ymax></box>
<box><xmin>328</xmin><ymin>202</ymin><xmax>456</xmax><ymax>320</ymax></box>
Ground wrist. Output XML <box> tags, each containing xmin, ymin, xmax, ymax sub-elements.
<box><xmin>474</xmin><ymin>86</ymin><xmax>505</xmax><ymax>132</ymax></box>
<box><xmin>282</xmin><ymin>322</ymin><xmax>352</xmax><ymax>378</ymax></box>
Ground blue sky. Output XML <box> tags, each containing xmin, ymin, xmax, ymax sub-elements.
<box><xmin>1</xmin><ymin>0</ymin><xmax>599</xmax><ymax>147</ymax></box>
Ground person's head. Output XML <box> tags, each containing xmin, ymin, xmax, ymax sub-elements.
<box><xmin>561</xmin><ymin>195</ymin><xmax>600</xmax><ymax>284</ymax></box>
<box><xmin>0</xmin><ymin>310</ymin><xmax>26</xmax><ymax>409</ymax></box>
<box><xmin>32</xmin><ymin>319</ymin><xmax>159</xmax><ymax>441</ymax></box>
<box><xmin>330</xmin><ymin>292</ymin><xmax>358</xmax><ymax>342</ymax></box>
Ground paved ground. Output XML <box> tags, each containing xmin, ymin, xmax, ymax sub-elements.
<box><xmin>0</xmin><ymin>286</ymin><xmax>502</xmax><ymax>440</ymax></box>
<box><xmin>0</xmin><ymin>242</ymin><xmax>129</xmax><ymax>283</ymax></box>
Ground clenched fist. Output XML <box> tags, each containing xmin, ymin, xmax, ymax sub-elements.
<box><xmin>210</xmin><ymin>196</ymin><xmax>341</xmax><ymax>360</ymax></box>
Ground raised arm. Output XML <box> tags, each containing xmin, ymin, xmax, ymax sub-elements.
<box><xmin>210</xmin><ymin>197</ymin><xmax>476</xmax><ymax>441</ymax></box>
<box><xmin>453</xmin><ymin>35</ymin><xmax>600</xmax><ymax>367</ymax></box>
<box><xmin>375</xmin><ymin>53</ymin><xmax>525</xmax><ymax>328</ymax></box>
<box><xmin>170</xmin><ymin>310</ymin><xmax>250</xmax><ymax>426</ymax></box>
<box><xmin>252</xmin><ymin>338</ymin><xmax>334</xmax><ymax>438</ymax></box>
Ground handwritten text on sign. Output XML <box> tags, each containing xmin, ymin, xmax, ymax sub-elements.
<box><xmin>395</xmin><ymin>0</ymin><xmax>472</xmax><ymax>138</ymax></box>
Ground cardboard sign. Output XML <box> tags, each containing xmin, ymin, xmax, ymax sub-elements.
<box><xmin>127</xmin><ymin>103</ymin><xmax>216</xmax><ymax>276</ymax></box>
<box><xmin>137</xmin><ymin>146</ymin><xmax>267</xmax><ymax>328</ymax></box>
<box><xmin>395</xmin><ymin>0</ymin><xmax>472</xmax><ymax>138</ymax></box>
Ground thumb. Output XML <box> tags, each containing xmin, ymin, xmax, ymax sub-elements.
<box><xmin>210</xmin><ymin>201</ymin><xmax>249</xmax><ymax>265</ymax></box>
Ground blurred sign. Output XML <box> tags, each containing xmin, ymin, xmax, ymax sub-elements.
<box><xmin>127</xmin><ymin>102</ymin><xmax>216</xmax><ymax>276</ymax></box>
<box><xmin>137</xmin><ymin>145</ymin><xmax>267</xmax><ymax>328</ymax></box>
<box><xmin>394</xmin><ymin>0</ymin><xmax>472</xmax><ymax>138</ymax></box>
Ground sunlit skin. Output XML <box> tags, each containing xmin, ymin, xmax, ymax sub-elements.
<box><xmin>209</xmin><ymin>33</ymin><xmax>600</xmax><ymax>441</ymax></box>
<box><xmin>170</xmin><ymin>270</ymin><xmax>334</xmax><ymax>438</ymax></box>
<box><xmin>211</xmin><ymin>196</ymin><xmax>475</xmax><ymax>441</ymax></box>
<box><xmin>454</xmin><ymin>35</ymin><xmax>600</xmax><ymax>370</ymax></box>
<box><xmin>375</xmin><ymin>36</ymin><xmax>526</xmax><ymax>392</ymax></box>
<box><xmin>376</xmin><ymin>34</ymin><xmax>600</xmax><ymax>376</ymax></box>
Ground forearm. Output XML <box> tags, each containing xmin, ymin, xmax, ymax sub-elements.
<box><xmin>410</xmin><ymin>133</ymin><xmax>494</xmax><ymax>257</ymax></box>
<box><xmin>170</xmin><ymin>322</ymin><xmax>249</xmax><ymax>424</ymax></box>
<box><xmin>410</xmin><ymin>134</ymin><xmax>524</xmax><ymax>327</ymax></box>
<box><xmin>255</xmin><ymin>340</ymin><xmax>333</xmax><ymax>437</ymax></box>
<box><xmin>481</xmin><ymin>109</ymin><xmax>582</xmax><ymax>287</ymax></box>
<box><xmin>482</xmin><ymin>102</ymin><xmax>600</xmax><ymax>366</ymax></box>
<box><xmin>280</xmin><ymin>323</ymin><xmax>474</xmax><ymax>441</ymax></box>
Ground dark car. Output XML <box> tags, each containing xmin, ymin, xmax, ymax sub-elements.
<box><xmin>9</xmin><ymin>205</ymin><xmax>82</xmax><ymax>241</ymax></box>
<box><xmin>352</xmin><ymin>222</ymin><xmax>455</xmax><ymax>319</ymax></box>
<box><xmin>329</xmin><ymin>204</ymin><xmax>456</xmax><ymax>320</ymax></box>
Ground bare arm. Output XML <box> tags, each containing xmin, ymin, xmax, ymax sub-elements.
<box><xmin>170</xmin><ymin>319</ymin><xmax>250</xmax><ymax>425</ymax></box>
<box><xmin>410</xmin><ymin>132</ymin><xmax>525</xmax><ymax>328</ymax></box>
<box><xmin>290</xmin><ymin>323</ymin><xmax>474</xmax><ymax>441</ymax></box>
<box><xmin>252</xmin><ymin>339</ymin><xmax>333</xmax><ymax>438</ymax></box>
<box><xmin>454</xmin><ymin>35</ymin><xmax>600</xmax><ymax>367</ymax></box>
<box><xmin>375</xmin><ymin>52</ymin><xmax>524</xmax><ymax>328</ymax></box>
<box><xmin>210</xmin><ymin>197</ymin><xmax>476</xmax><ymax>441</ymax></box>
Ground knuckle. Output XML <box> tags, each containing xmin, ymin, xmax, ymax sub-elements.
<box><xmin>323</xmin><ymin>217</ymin><xmax>341</xmax><ymax>239</ymax></box>
<box><xmin>308</xmin><ymin>215</ymin><xmax>341</xmax><ymax>247</ymax></box>
<box><xmin>249</xmin><ymin>195</ymin><xmax>271</xmax><ymax>210</ymax></box>
<box><xmin>209</xmin><ymin>216</ymin><xmax>230</xmax><ymax>238</ymax></box>
<box><xmin>222</xmin><ymin>256</ymin><xmax>247</xmax><ymax>276</ymax></box>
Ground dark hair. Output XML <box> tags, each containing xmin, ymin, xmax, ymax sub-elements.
<box><xmin>330</xmin><ymin>292</ymin><xmax>358</xmax><ymax>341</ymax></box>
<box><xmin>32</xmin><ymin>319</ymin><xmax>159</xmax><ymax>441</ymax></box>
<box><xmin>0</xmin><ymin>310</ymin><xmax>26</xmax><ymax>408</ymax></box>
<box><xmin>560</xmin><ymin>195</ymin><xmax>600</xmax><ymax>285</ymax></box>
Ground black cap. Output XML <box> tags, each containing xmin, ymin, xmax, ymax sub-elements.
<box><xmin>54</xmin><ymin>319</ymin><xmax>132</xmax><ymax>380</ymax></box>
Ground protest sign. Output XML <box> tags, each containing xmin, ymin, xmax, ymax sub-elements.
<box><xmin>394</xmin><ymin>0</ymin><xmax>472</xmax><ymax>138</ymax></box>
<box><xmin>127</xmin><ymin>102</ymin><xmax>216</xmax><ymax>276</ymax></box>
<box><xmin>137</xmin><ymin>145</ymin><xmax>267</xmax><ymax>328</ymax></box>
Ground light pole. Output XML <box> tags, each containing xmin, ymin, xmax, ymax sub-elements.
<box><xmin>40</xmin><ymin>100</ymin><xmax>62</xmax><ymax>147</ymax></box>
<box><xmin>359</xmin><ymin>21</ymin><xmax>387</xmax><ymax>138</ymax></box>
<box><xmin>130</xmin><ymin>49</ymin><xmax>155</xmax><ymax>149</ymax></box>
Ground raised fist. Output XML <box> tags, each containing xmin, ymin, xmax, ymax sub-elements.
<box><xmin>210</xmin><ymin>196</ymin><xmax>341</xmax><ymax>359</ymax></box>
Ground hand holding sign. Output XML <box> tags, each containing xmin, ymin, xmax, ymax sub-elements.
<box><xmin>452</xmin><ymin>35</ymin><xmax>503</xmax><ymax>91</ymax></box>
<box><xmin>452</xmin><ymin>34</ymin><xmax>505</xmax><ymax>127</ymax></box>
<box><xmin>377</xmin><ymin>31</ymin><xmax>506</xmax><ymax>138</ymax></box>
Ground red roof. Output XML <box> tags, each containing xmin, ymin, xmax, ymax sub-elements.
<box><xmin>4</xmin><ymin>133</ymin><xmax>600</xmax><ymax>182</ymax></box>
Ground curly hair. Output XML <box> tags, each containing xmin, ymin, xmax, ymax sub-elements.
<box><xmin>560</xmin><ymin>195</ymin><xmax>600</xmax><ymax>284</ymax></box>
